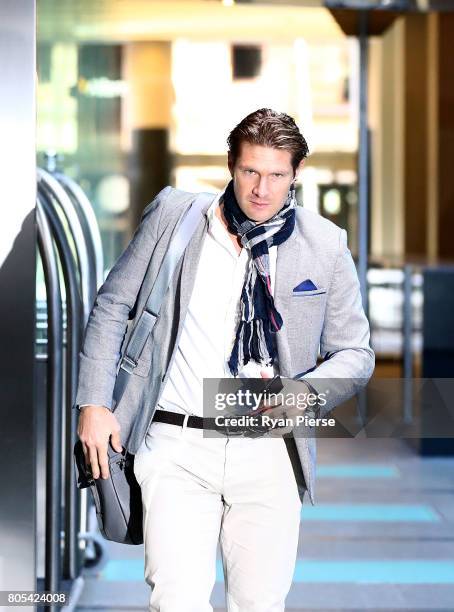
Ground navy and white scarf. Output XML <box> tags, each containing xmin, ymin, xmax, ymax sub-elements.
<box><xmin>222</xmin><ymin>179</ymin><xmax>297</xmax><ymax>376</ymax></box>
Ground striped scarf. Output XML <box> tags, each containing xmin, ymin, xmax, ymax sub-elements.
<box><xmin>222</xmin><ymin>179</ymin><xmax>297</xmax><ymax>376</ymax></box>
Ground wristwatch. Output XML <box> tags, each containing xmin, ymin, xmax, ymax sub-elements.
<box><xmin>262</xmin><ymin>374</ymin><xmax>284</xmax><ymax>397</ymax></box>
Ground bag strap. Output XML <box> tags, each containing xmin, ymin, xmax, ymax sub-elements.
<box><xmin>111</xmin><ymin>191</ymin><xmax>214</xmax><ymax>410</ymax></box>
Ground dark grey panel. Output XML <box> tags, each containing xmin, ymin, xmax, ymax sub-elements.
<box><xmin>0</xmin><ymin>0</ymin><xmax>37</xmax><ymax>599</ymax></box>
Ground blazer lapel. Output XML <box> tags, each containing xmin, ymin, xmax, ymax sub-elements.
<box><xmin>177</xmin><ymin>204</ymin><xmax>212</xmax><ymax>337</ymax></box>
<box><xmin>274</xmin><ymin>225</ymin><xmax>304</xmax><ymax>377</ymax></box>
<box><xmin>159</xmin><ymin>201</ymin><xmax>212</xmax><ymax>384</ymax></box>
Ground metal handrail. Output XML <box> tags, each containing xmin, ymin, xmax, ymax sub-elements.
<box><xmin>38</xmin><ymin>191</ymin><xmax>83</xmax><ymax>581</ymax></box>
<box><xmin>37</xmin><ymin>169</ymin><xmax>92</xmax><ymax>324</ymax></box>
<box><xmin>36</xmin><ymin>201</ymin><xmax>63</xmax><ymax>606</ymax></box>
<box><xmin>55</xmin><ymin>172</ymin><xmax>104</xmax><ymax>292</ymax></box>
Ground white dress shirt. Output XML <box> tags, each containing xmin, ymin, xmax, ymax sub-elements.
<box><xmin>156</xmin><ymin>189</ymin><xmax>279</xmax><ymax>417</ymax></box>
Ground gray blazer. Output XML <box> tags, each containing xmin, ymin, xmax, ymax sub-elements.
<box><xmin>75</xmin><ymin>186</ymin><xmax>375</xmax><ymax>505</ymax></box>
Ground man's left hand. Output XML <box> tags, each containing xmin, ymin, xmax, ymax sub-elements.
<box><xmin>257</xmin><ymin>372</ymin><xmax>310</xmax><ymax>437</ymax></box>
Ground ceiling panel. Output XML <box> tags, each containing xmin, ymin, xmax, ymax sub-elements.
<box><xmin>37</xmin><ymin>0</ymin><xmax>342</xmax><ymax>43</ymax></box>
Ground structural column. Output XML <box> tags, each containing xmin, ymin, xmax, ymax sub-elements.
<box><xmin>403</xmin><ymin>11</ymin><xmax>454</xmax><ymax>261</ymax></box>
<box><xmin>403</xmin><ymin>13</ymin><xmax>429</xmax><ymax>259</ymax></box>
<box><xmin>370</xmin><ymin>11</ymin><xmax>454</xmax><ymax>262</ymax></box>
<box><xmin>369</xmin><ymin>16</ymin><xmax>405</xmax><ymax>260</ymax></box>
<box><xmin>123</xmin><ymin>42</ymin><xmax>173</xmax><ymax>229</ymax></box>
<box><xmin>434</xmin><ymin>13</ymin><xmax>454</xmax><ymax>260</ymax></box>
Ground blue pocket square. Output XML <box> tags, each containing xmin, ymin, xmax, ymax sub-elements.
<box><xmin>293</xmin><ymin>279</ymin><xmax>318</xmax><ymax>292</ymax></box>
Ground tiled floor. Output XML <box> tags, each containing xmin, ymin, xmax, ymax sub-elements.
<box><xmin>75</xmin><ymin>438</ymin><xmax>454</xmax><ymax>611</ymax></box>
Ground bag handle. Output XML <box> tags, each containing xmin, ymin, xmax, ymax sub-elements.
<box><xmin>111</xmin><ymin>191</ymin><xmax>214</xmax><ymax>410</ymax></box>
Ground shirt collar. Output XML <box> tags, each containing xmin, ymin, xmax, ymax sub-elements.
<box><xmin>204</xmin><ymin>184</ymin><xmax>245</xmax><ymax>257</ymax></box>
<box><xmin>204</xmin><ymin>185</ymin><xmax>226</xmax><ymax>229</ymax></box>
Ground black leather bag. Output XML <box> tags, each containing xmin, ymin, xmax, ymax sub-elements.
<box><xmin>73</xmin><ymin>193</ymin><xmax>213</xmax><ymax>545</ymax></box>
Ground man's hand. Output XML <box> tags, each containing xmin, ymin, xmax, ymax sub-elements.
<box><xmin>258</xmin><ymin>371</ymin><xmax>307</xmax><ymax>437</ymax></box>
<box><xmin>77</xmin><ymin>405</ymin><xmax>122</xmax><ymax>479</ymax></box>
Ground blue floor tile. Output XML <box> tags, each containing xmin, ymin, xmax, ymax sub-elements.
<box><xmin>290</xmin><ymin>559</ymin><xmax>454</xmax><ymax>584</ymax></box>
<box><xmin>101</xmin><ymin>557</ymin><xmax>454</xmax><ymax>585</ymax></box>
<box><xmin>301</xmin><ymin>504</ymin><xmax>440</xmax><ymax>522</ymax></box>
<box><xmin>317</xmin><ymin>464</ymin><xmax>399</xmax><ymax>479</ymax></box>
<box><xmin>100</xmin><ymin>559</ymin><xmax>144</xmax><ymax>581</ymax></box>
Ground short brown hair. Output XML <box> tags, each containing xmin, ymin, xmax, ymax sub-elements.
<box><xmin>227</xmin><ymin>108</ymin><xmax>309</xmax><ymax>173</ymax></box>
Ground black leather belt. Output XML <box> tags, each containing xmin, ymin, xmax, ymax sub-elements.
<box><xmin>153</xmin><ymin>409</ymin><xmax>219</xmax><ymax>430</ymax></box>
<box><xmin>152</xmin><ymin>408</ymin><xmax>276</xmax><ymax>437</ymax></box>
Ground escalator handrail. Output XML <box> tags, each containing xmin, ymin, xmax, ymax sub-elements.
<box><xmin>55</xmin><ymin>172</ymin><xmax>104</xmax><ymax>291</ymax></box>
<box><xmin>36</xmin><ymin>200</ymin><xmax>64</xmax><ymax>600</ymax></box>
<box><xmin>37</xmin><ymin>168</ymin><xmax>92</xmax><ymax>325</ymax></box>
<box><xmin>38</xmin><ymin>191</ymin><xmax>84</xmax><ymax>581</ymax></box>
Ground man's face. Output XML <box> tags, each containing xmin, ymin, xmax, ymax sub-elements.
<box><xmin>228</xmin><ymin>142</ymin><xmax>304</xmax><ymax>223</ymax></box>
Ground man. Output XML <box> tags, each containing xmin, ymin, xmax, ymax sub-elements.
<box><xmin>76</xmin><ymin>108</ymin><xmax>375</xmax><ymax>611</ymax></box>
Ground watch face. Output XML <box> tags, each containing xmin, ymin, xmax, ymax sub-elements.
<box><xmin>263</xmin><ymin>376</ymin><xmax>284</xmax><ymax>397</ymax></box>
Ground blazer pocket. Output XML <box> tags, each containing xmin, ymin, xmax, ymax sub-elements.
<box><xmin>292</xmin><ymin>288</ymin><xmax>326</xmax><ymax>297</ymax></box>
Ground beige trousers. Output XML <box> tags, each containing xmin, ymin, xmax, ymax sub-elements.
<box><xmin>133</xmin><ymin>419</ymin><xmax>304</xmax><ymax>612</ymax></box>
